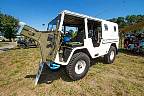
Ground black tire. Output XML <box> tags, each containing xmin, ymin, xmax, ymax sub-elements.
<box><xmin>66</xmin><ymin>52</ymin><xmax>90</xmax><ymax>80</ymax></box>
<box><xmin>104</xmin><ymin>46</ymin><xmax>116</xmax><ymax>64</ymax></box>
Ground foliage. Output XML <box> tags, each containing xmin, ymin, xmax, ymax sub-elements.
<box><xmin>0</xmin><ymin>11</ymin><xmax>19</xmax><ymax>41</ymax></box>
<box><xmin>108</xmin><ymin>15</ymin><xmax>144</xmax><ymax>29</ymax></box>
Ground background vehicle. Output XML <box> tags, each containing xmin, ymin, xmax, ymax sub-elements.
<box><xmin>18</xmin><ymin>10</ymin><xmax>119</xmax><ymax>84</ymax></box>
<box><xmin>120</xmin><ymin>21</ymin><xmax>144</xmax><ymax>53</ymax></box>
<box><xmin>124</xmin><ymin>32</ymin><xmax>144</xmax><ymax>53</ymax></box>
<box><xmin>17</xmin><ymin>37</ymin><xmax>38</xmax><ymax>48</ymax></box>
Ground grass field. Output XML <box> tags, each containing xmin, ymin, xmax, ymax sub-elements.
<box><xmin>0</xmin><ymin>48</ymin><xmax>144</xmax><ymax>96</ymax></box>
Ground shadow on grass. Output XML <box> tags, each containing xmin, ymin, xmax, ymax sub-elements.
<box><xmin>0</xmin><ymin>48</ymin><xmax>11</xmax><ymax>51</ymax></box>
<box><xmin>25</xmin><ymin>58</ymin><xmax>106</xmax><ymax>85</ymax></box>
<box><xmin>11</xmin><ymin>46</ymin><xmax>37</xmax><ymax>50</ymax></box>
<box><xmin>119</xmin><ymin>48</ymin><xmax>144</xmax><ymax>57</ymax></box>
<box><xmin>90</xmin><ymin>57</ymin><xmax>105</xmax><ymax>65</ymax></box>
<box><xmin>0</xmin><ymin>46</ymin><xmax>23</xmax><ymax>52</ymax></box>
<box><xmin>25</xmin><ymin>64</ymin><xmax>73</xmax><ymax>85</ymax></box>
<box><xmin>0</xmin><ymin>47</ymin><xmax>23</xmax><ymax>52</ymax></box>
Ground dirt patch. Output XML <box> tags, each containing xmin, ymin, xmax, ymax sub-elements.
<box><xmin>0</xmin><ymin>42</ymin><xmax>17</xmax><ymax>53</ymax></box>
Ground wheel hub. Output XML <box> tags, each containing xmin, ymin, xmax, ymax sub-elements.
<box><xmin>78</xmin><ymin>65</ymin><xmax>82</xmax><ymax>69</ymax></box>
<box><xmin>110</xmin><ymin>51</ymin><xmax>114</xmax><ymax>60</ymax></box>
<box><xmin>75</xmin><ymin>60</ymin><xmax>86</xmax><ymax>74</ymax></box>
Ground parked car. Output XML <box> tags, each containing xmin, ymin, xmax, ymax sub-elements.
<box><xmin>17</xmin><ymin>37</ymin><xmax>38</xmax><ymax>48</ymax></box>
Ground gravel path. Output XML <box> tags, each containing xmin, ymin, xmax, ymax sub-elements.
<box><xmin>0</xmin><ymin>42</ymin><xmax>17</xmax><ymax>53</ymax></box>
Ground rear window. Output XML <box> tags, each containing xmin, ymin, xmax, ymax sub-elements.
<box><xmin>114</xmin><ymin>26</ymin><xmax>117</xmax><ymax>32</ymax></box>
<box><xmin>104</xmin><ymin>24</ymin><xmax>108</xmax><ymax>31</ymax></box>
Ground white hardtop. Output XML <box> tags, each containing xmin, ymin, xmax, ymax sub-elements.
<box><xmin>60</xmin><ymin>10</ymin><xmax>117</xmax><ymax>25</ymax></box>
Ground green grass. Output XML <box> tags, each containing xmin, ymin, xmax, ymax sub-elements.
<box><xmin>0</xmin><ymin>48</ymin><xmax>144</xmax><ymax>96</ymax></box>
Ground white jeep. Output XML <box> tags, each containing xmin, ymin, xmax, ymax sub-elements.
<box><xmin>48</xmin><ymin>10</ymin><xmax>119</xmax><ymax>80</ymax></box>
<box><xmin>19</xmin><ymin>10</ymin><xmax>119</xmax><ymax>83</ymax></box>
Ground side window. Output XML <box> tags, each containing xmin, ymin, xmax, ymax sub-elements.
<box><xmin>114</xmin><ymin>26</ymin><xmax>116</xmax><ymax>32</ymax></box>
<box><xmin>104</xmin><ymin>24</ymin><xmax>108</xmax><ymax>31</ymax></box>
<box><xmin>88</xmin><ymin>20</ymin><xmax>102</xmax><ymax>47</ymax></box>
<box><xmin>64</xmin><ymin>26</ymin><xmax>78</xmax><ymax>38</ymax></box>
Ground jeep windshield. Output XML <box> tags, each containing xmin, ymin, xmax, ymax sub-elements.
<box><xmin>47</xmin><ymin>15</ymin><xmax>61</xmax><ymax>31</ymax></box>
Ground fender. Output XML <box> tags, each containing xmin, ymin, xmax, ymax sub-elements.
<box><xmin>54</xmin><ymin>47</ymin><xmax>92</xmax><ymax>65</ymax></box>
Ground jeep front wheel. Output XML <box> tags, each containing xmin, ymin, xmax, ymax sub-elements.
<box><xmin>66</xmin><ymin>52</ymin><xmax>90</xmax><ymax>80</ymax></box>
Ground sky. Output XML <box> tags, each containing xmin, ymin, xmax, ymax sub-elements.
<box><xmin>0</xmin><ymin>0</ymin><xmax>144</xmax><ymax>30</ymax></box>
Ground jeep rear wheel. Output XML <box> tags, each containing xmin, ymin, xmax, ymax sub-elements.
<box><xmin>66</xmin><ymin>52</ymin><xmax>90</xmax><ymax>80</ymax></box>
<box><xmin>104</xmin><ymin>46</ymin><xmax>116</xmax><ymax>64</ymax></box>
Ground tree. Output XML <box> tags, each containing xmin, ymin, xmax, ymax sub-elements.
<box><xmin>0</xmin><ymin>11</ymin><xmax>19</xmax><ymax>41</ymax></box>
<box><xmin>108</xmin><ymin>14</ymin><xmax>144</xmax><ymax>29</ymax></box>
